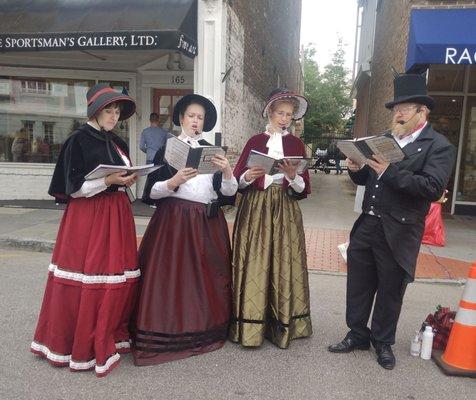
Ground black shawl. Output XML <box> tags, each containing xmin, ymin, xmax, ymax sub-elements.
<box><xmin>49</xmin><ymin>123</ymin><xmax>130</xmax><ymax>203</ymax></box>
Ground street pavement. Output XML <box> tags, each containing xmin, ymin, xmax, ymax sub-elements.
<box><xmin>0</xmin><ymin>172</ymin><xmax>475</xmax><ymax>399</ymax></box>
<box><xmin>0</xmin><ymin>248</ymin><xmax>475</xmax><ymax>400</ymax></box>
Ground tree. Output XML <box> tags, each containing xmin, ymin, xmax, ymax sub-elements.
<box><xmin>301</xmin><ymin>39</ymin><xmax>353</xmax><ymax>151</ymax></box>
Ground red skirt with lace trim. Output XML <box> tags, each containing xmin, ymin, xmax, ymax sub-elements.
<box><xmin>30</xmin><ymin>191</ymin><xmax>139</xmax><ymax>377</ymax></box>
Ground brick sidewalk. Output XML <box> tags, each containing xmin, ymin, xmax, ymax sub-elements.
<box><xmin>139</xmin><ymin>223</ymin><xmax>472</xmax><ymax>281</ymax></box>
<box><xmin>228</xmin><ymin>223</ymin><xmax>471</xmax><ymax>280</ymax></box>
<box><xmin>303</xmin><ymin>227</ymin><xmax>472</xmax><ymax>280</ymax></box>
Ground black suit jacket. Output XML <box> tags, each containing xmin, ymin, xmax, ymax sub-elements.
<box><xmin>348</xmin><ymin>125</ymin><xmax>456</xmax><ymax>281</ymax></box>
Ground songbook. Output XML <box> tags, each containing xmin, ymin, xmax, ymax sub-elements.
<box><xmin>246</xmin><ymin>150</ymin><xmax>311</xmax><ymax>175</ymax></box>
<box><xmin>336</xmin><ymin>134</ymin><xmax>405</xmax><ymax>166</ymax></box>
<box><xmin>164</xmin><ymin>135</ymin><xmax>226</xmax><ymax>174</ymax></box>
<box><xmin>85</xmin><ymin>164</ymin><xmax>159</xmax><ymax>180</ymax></box>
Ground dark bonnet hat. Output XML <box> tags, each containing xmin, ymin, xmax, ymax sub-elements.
<box><xmin>86</xmin><ymin>83</ymin><xmax>136</xmax><ymax>121</ymax></box>
<box><xmin>173</xmin><ymin>94</ymin><xmax>217</xmax><ymax>132</ymax></box>
<box><xmin>385</xmin><ymin>74</ymin><xmax>435</xmax><ymax>110</ymax></box>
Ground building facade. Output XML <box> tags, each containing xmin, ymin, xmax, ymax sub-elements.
<box><xmin>0</xmin><ymin>0</ymin><xmax>303</xmax><ymax>199</ymax></box>
<box><xmin>353</xmin><ymin>0</ymin><xmax>476</xmax><ymax>215</ymax></box>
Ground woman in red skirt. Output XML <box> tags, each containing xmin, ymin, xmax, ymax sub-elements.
<box><xmin>31</xmin><ymin>83</ymin><xmax>140</xmax><ymax>377</ymax></box>
<box><xmin>132</xmin><ymin>94</ymin><xmax>237</xmax><ymax>365</ymax></box>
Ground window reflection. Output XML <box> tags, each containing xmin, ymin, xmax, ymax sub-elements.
<box><xmin>0</xmin><ymin>77</ymin><xmax>130</xmax><ymax>163</ymax></box>
<box><xmin>0</xmin><ymin>77</ymin><xmax>94</xmax><ymax>163</ymax></box>
<box><xmin>427</xmin><ymin>65</ymin><xmax>464</xmax><ymax>92</ymax></box>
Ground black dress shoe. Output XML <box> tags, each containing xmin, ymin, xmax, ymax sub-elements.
<box><xmin>376</xmin><ymin>345</ymin><xmax>395</xmax><ymax>370</ymax></box>
<box><xmin>328</xmin><ymin>336</ymin><xmax>370</xmax><ymax>353</ymax></box>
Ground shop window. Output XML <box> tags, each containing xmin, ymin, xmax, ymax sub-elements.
<box><xmin>457</xmin><ymin>97</ymin><xmax>476</xmax><ymax>202</ymax></box>
<box><xmin>427</xmin><ymin>65</ymin><xmax>464</xmax><ymax>92</ymax></box>
<box><xmin>429</xmin><ymin>96</ymin><xmax>463</xmax><ymax>211</ymax></box>
<box><xmin>467</xmin><ymin>66</ymin><xmax>476</xmax><ymax>93</ymax></box>
<box><xmin>0</xmin><ymin>77</ymin><xmax>94</xmax><ymax>163</ymax></box>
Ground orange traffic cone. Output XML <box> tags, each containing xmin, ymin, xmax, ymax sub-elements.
<box><xmin>433</xmin><ymin>262</ymin><xmax>476</xmax><ymax>377</ymax></box>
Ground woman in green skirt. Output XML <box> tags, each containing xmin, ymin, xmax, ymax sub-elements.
<box><xmin>230</xmin><ymin>88</ymin><xmax>312</xmax><ymax>349</ymax></box>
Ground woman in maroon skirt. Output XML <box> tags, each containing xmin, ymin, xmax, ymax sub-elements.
<box><xmin>132</xmin><ymin>94</ymin><xmax>237</xmax><ymax>365</ymax></box>
<box><xmin>30</xmin><ymin>83</ymin><xmax>140</xmax><ymax>377</ymax></box>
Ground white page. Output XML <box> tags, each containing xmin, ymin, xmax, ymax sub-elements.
<box><xmin>164</xmin><ymin>136</ymin><xmax>190</xmax><ymax>171</ymax></box>
<box><xmin>282</xmin><ymin>158</ymin><xmax>309</xmax><ymax>174</ymax></box>
<box><xmin>196</xmin><ymin>147</ymin><xmax>226</xmax><ymax>174</ymax></box>
<box><xmin>85</xmin><ymin>164</ymin><xmax>159</xmax><ymax>180</ymax></box>
<box><xmin>366</xmin><ymin>136</ymin><xmax>404</xmax><ymax>163</ymax></box>
<box><xmin>336</xmin><ymin>141</ymin><xmax>367</xmax><ymax>166</ymax></box>
<box><xmin>246</xmin><ymin>150</ymin><xmax>276</xmax><ymax>174</ymax></box>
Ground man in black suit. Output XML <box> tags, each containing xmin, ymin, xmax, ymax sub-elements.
<box><xmin>328</xmin><ymin>74</ymin><xmax>456</xmax><ymax>369</ymax></box>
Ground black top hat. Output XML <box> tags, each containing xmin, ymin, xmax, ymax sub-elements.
<box><xmin>87</xmin><ymin>83</ymin><xmax>136</xmax><ymax>121</ymax></box>
<box><xmin>173</xmin><ymin>94</ymin><xmax>217</xmax><ymax>132</ymax></box>
<box><xmin>262</xmin><ymin>87</ymin><xmax>309</xmax><ymax>120</ymax></box>
<box><xmin>385</xmin><ymin>74</ymin><xmax>435</xmax><ymax>110</ymax></box>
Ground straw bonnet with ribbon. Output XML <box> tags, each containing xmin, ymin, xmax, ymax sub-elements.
<box><xmin>262</xmin><ymin>88</ymin><xmax>309</xmax><ymax>120</ymax></box>
<box><xmin>86</xmin><ymin>83</ymin><xmax>136</xmax><ymax>121</ymax></box>
<box><xmin>173</xmin><ymin>94</ymin><xmax>217</xmax><ymax>132</ymax></box>
<box><xmin>385</xmin><ymin>74</ymin><xmax>435</xmax><ymax>111</ymax></box>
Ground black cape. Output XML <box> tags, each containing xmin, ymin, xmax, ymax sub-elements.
<box><xmin>142</xmin><ymin>137</ymin><xmax>235</xmax><ymax>207</ymax></box>
<box><xmin>49</xmin><ymin>123</ymin><xmax>130</xmax><ymax>203</ymax></box>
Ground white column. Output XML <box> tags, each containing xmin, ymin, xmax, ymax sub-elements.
<box><xmin>194</xmin><ymin>0</ymin><xmax>227</xmax><ymax>144</ymax></box>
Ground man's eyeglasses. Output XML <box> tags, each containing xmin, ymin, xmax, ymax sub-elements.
<box><xmin>391</xmin><ymin>105</ymin><xmax>419</xmax><ymax>115</ymax></box>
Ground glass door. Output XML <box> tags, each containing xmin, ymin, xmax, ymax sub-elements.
<box><xmin>429</xmin><ymin>96</ymin><xmax>463</xmax><ymax>212</ymax></box>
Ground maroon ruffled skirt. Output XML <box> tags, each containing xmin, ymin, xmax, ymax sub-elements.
<box><xmin>131</xmin><ymin>197</ymin><xmax>232</xmax><ymax>366</ymax></box>
<box><xmin>30</xmin><ymin>191</ymin><xmax>139</xmax><ymax>377</ymax></box>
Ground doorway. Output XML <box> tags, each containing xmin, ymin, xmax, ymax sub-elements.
<box><xmin>153</xmin><ymin>89</ymin><xmax>193</xmax><ymax>134</ymax></box>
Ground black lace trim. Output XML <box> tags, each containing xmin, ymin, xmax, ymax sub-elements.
<box><xmin>232</xmin><ymin>313</ymin><xmax>310</xmax><ymax>328</ymax></box>
<box><xmin>133</xmin><ymin>325</ymin><xmax>228</xmax><ymax>353</ymax></box>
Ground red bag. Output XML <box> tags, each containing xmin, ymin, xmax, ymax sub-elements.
<box><xmin>422</xmin><ymin>202</ymin><xmax>445</xmax><ymax>246</ymax></box>
<box><xmin>423</xmin><ymin>306</ymin><xmax>456</xmax><ymax>350</ymax></box>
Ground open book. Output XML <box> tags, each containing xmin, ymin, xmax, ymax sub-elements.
<box><xmin>85</xmin><ymin>164</ymin><xmax>159</xmax><ymax>180</ymax></box>
<box><xmin>164</xmin><ymin>135</ymin><xmax>226</xmax><ymax>174</ymax></box>
<box><xmin>337</xmin><ymin>134</ymin><xmax>405</xmax><ymax>166</ymax></box>
<box><xmin>246</xmin><ymin>150</ymin><xmax>311</xmax><ymax>175</ymax></box>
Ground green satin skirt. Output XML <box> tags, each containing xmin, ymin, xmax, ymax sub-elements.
<box><xmin>229</xmin><ymin>185</ymin><xmax>312</xmax><ymax>348</ymax></box>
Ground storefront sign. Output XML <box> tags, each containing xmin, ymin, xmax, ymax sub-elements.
<box><xmin>406</xmin><ymin>8</ymin><xmax>476</xmax><ymax>72</ymax></box>
<box><xmin>0</xmin><ymin>31</ymin><xmax>197</xmax><ymax>57</ymax></box>
<box><xmin>445</xmin><ymin>47</ymin><xmax>476</xmax><ymax>65</ymax></box>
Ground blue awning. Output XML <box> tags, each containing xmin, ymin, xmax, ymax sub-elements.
<box><xmin>406</xmin><ymin>8</ymin><xmax>476</xmax><ymax>73</ymax></box>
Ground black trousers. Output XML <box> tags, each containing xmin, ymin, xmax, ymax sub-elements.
<box><xmin>346</xmin><ymin>214</ymin><xmax>407</xmax><ymax>346</ymax></box>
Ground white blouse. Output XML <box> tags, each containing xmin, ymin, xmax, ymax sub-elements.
<box><xmin>150</xmin><ymin>133</ymin><xmax>238</xmax><ymax>204</ymax></box>
<box><xmin>238</xmin><ymin>129</ymin><xmax>305</xmax><ymax>193</ymax></box>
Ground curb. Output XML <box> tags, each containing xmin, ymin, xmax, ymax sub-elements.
<box><xmin>308</xmin><ymin>269</ymin><xmax>466</xmax><ymax>286</ymax></box>
<box><xmin>0</xmin><ymin>237</ymin><xmax>54</xmax><ymax>253</ymax></box>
